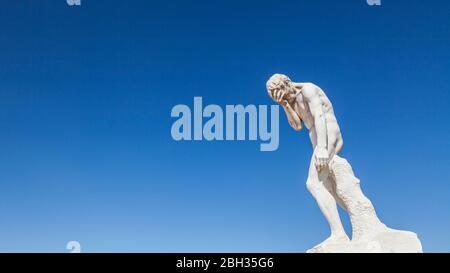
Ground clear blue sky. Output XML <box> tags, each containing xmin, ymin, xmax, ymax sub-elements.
<box><xmin>0</xmin><ymin>0</ymin><xmax>449</xmax><ymax>252</ymax></box>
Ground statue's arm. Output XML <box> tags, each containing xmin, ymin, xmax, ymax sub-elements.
<box><xmin>304</xmin><ymin>86</ymin><xmax>329</xmax><ymax>169</ymax></box>
<box><xmin>303</xmin><ymin>86</ymin><xmax>327</xmax><ymax>150</ymax></box>
<box><xmin>282</xmin><ymin>102</ymin><xmax>302</xmax><ymax>131</ymax></box>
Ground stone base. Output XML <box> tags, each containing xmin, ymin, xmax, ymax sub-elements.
<box><xmin>307</xmin><ymin>228</ymin><xmax>422</xmax><ymax>253</ymax></box>
<box><xmin>306</xmin><ymin>155</ymin><xmax>423</xmax><ymax>253</ymax></box>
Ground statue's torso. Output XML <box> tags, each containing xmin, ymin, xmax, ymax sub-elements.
<box><xmin>293</xmin><ymin>84</ymin><xmax>341</xmax><ymax>148</ymax></box>
<box><xmin>293</xmin><ymin>93</ymin><xmax>314</xmax><ymax>129</ymax></box>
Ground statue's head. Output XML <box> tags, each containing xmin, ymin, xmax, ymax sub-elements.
<box><xmin>266</xmin><ymin>73</ymin><xmax>296</xmax><ymax>101</ymax></box>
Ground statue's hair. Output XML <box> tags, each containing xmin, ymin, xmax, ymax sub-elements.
<box><xmin>266</xmin><ymin>73</ymin><xmax>292</xmax><ymax>92</ymax></box>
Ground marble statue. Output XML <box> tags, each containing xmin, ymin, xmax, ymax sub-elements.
<box><xmin>266</xmin><ymin>74</ymin><xmax>422</xmax><ymax>253</ymax></box>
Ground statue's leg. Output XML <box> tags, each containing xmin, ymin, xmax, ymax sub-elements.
<box><xmin>306</xmin><ymin>156</ymin><xmax>349</xmax><ymax>244</ymax></box>
<box><xmin>322</xmin><ymin>125</ymin><xmax>347</xmax><ymax>212</ymax></box>
<box><xmin>323</xmin><ymin>172</ymin><xmax>348</xmax><ymax>212</ymax></box>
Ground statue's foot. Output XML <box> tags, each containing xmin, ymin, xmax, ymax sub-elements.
<box><xmin>307</xmin><ymin>233</ymin><xmax>350</xmax><ymax>253</ymax></box>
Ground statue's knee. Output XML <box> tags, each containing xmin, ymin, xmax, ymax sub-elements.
<box><xmin>306</xmin><ymin>179</ymin><xmax>320</xmax><ymax>194</ymax></box>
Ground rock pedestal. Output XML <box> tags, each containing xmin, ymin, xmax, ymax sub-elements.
<box><xmin>307</xmin><ymin>156</ymin><xmax>422</xmax><ymax>253</ymax></box>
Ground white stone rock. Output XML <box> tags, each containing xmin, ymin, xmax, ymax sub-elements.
<box><xmin>307</xmin><ymin>156</ymin><xmax>422</xmax><ymax>253</ymax></box>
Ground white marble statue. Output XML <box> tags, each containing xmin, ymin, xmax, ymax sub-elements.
<box><xmin>266</xmin><ymin>74</ymin><xmax>422</xmax><ymax>253</ymax></box>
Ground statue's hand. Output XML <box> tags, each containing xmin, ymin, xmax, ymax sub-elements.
<box><xmin>268</xmin><ymin>89</ymin><xmax>287</xmax><ymax>105</ymax></box>
<box><xmin>314</xmin><ymin>146</ymin><xmax>329</xmax><ymax>170</ymax></box>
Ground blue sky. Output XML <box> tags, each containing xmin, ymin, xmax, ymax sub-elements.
<box><xmin>0</xmin><ymin>0</ymin><xmax>449</xmax><ymax>252</ymax></box>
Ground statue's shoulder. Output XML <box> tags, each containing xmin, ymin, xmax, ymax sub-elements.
<box><xmin>300</xmin><ymin>82</ymin><xmax>319</xmax><ymax>99</ymax></box>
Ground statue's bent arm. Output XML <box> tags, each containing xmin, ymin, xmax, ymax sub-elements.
<box><xmin>283</xmin><ymin>102</ymin><xmax>302</xmax><ymax>131</ymax></box>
